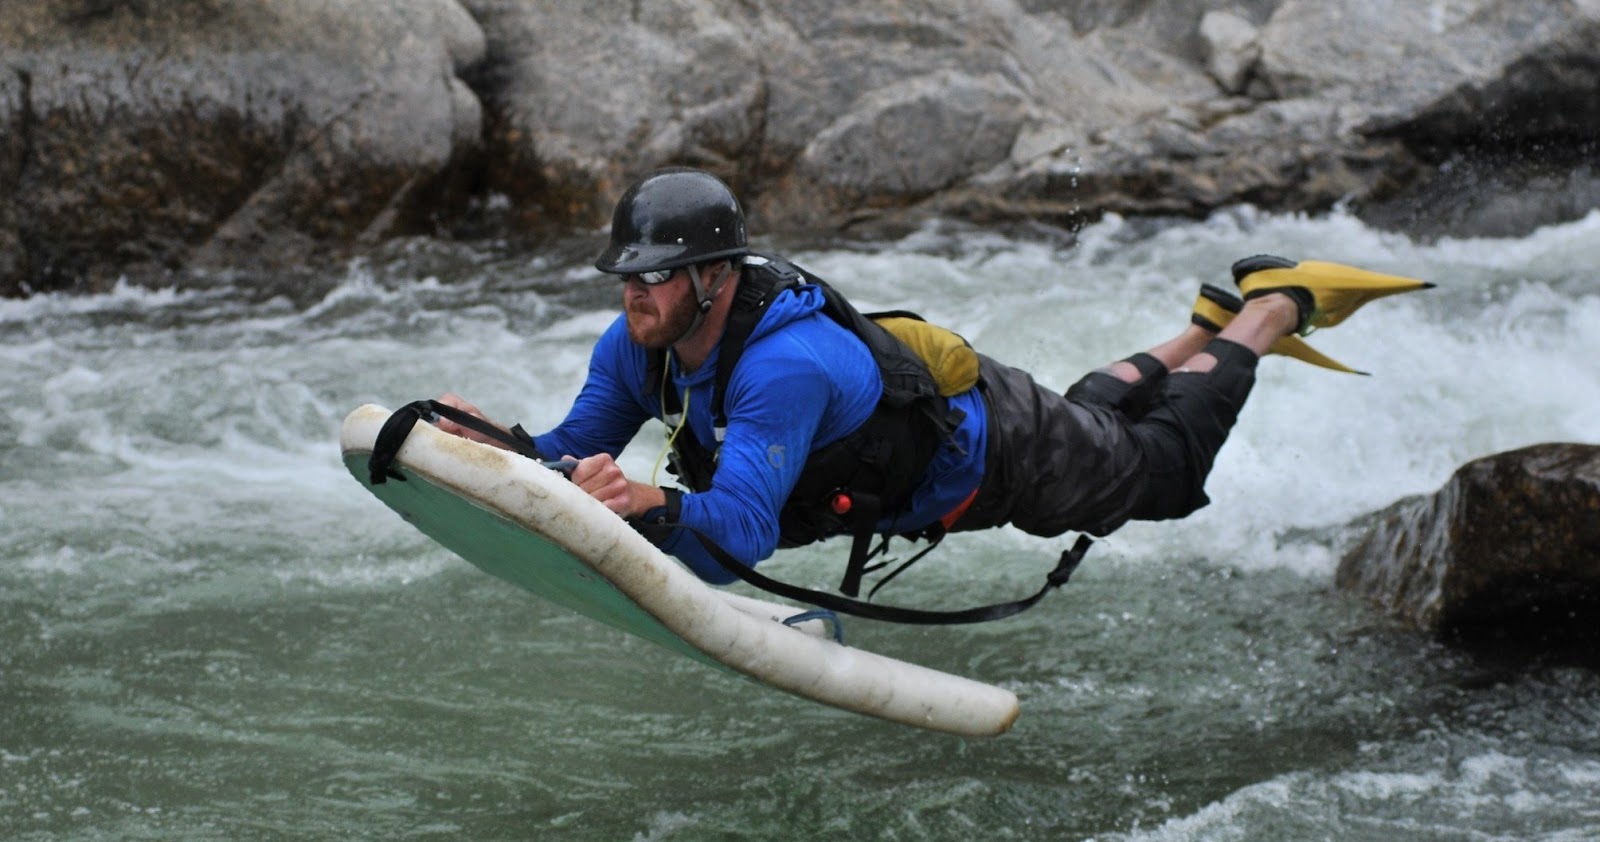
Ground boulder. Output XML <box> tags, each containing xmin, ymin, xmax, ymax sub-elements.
<box><xmin>1256</xmin><ymin>0</ymin><xmax>1600</xmax><ymax>237</ymax></box>
<box><xmin>1199</xmin><ymin>10</ymin><xmax>1261</xmax><ymax>95</ymax></box>
<box><xmin>1337</xmin><ymin>444</ymin><xmax>1600</xmax><ymax>652</ymax></box>
<box><xmin>0</xmin><ymin>0</ymin><xmax>485</xmax><ymax>295</ymax></box>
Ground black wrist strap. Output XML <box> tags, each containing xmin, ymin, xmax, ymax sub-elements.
<box><xmin>629</xmin><ymin>488</ymin><xmax>684</xmax><ymax>545</ymax></box>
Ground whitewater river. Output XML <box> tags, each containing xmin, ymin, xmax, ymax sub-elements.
<box><xmin>3</xmin><ymin>208</ymin><xmax>1598</xmax><ymax>840</ymax></box>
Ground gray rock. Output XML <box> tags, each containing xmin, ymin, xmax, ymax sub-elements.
<box><xmin>1199</xmin><ymin>10</ymin><xmax>1259</xmax><ymax>94</ymax></box>
<box><xmin>1257</xmin><ymin>0</ymin><xmax>1589</xmax><ymax>129</ymax></box>
<box><xmin>1337</xmin><ymin>444</ymin><xmax>1600</xmax><ymax>650</ymax></box>
<box><xmin>4</xmin><ymin>0</ymin><xmax>1599</xmax><ymax>293</ymax></box>
<box><xmin>788</xmin><ymin>71</ymin><xmax>1031</xmax><ymax>224</ymax></box>
<box><xmin>457</xmin><ymin>0</ymin><xmax>774</xmax><ymax>224</ymax></box>
<box><xmin>1</xmin><ymin>0</ymin><xmax>485</xmax><ymax>294</ymax></box>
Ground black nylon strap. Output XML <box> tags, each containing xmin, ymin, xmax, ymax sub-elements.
<box><xmin>865</xmin><ymin>535</ymin><xmax>945</xmax><ymax>602</ymax></box>
<box><xmin>652</xmin><ymin>261</ymin><xmax>795</xmax><ymax>427</ymax></box>
<box><xmin>711</xmin><ymin>263</ymin><xmax>796</xmax><ymax>431</ymax></box>
<box><xmin>685</xmin><ymin>526</ymin><xmax>1093</xmax><ymax>626</ymax></box>
<box><xmin>836</xmin><ymin>492</ymin><xmax>883</xmax><ymax>598</ymax></box>
<box><xmin>367</xmin><ymin>399</ymin><xmax>547</xmax><ymax>485</ymax></box>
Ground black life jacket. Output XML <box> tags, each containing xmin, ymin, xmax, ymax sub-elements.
<box><xmin>645</xmin><ymin>254</ymin><xmax>967</xmax><ymax>595</ymax></box>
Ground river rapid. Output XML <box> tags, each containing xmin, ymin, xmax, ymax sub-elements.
<box><xmin>3</xmin><ymin>208</ymin><xmax>1599</xmax><ymax>840</ymax></box>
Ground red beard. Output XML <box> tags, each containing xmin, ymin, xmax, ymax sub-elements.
<box><xmin>625</xmin><ymin>291</ymin><xmax>698</xmax><ymax>348</ymax></box>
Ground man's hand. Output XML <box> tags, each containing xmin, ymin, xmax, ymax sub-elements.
<box><xmin>434</xmin><ymin>393</ymin><xmax>515</xmax><ymax>449</ymax></box>
<box><xmin>568</xmin><ymin>453</ymin><xmax>665</xmax><ymax>518</ymax></box>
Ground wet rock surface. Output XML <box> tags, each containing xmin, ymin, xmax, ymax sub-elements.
<box><xmin>1337</xmin><ymin>444</ymin><xmax>1600</xmax><ymax>657</ymax></box>
<box><xmin>2</xmin><ymin>0</ymin><xmax>485</xmax><ymax>295</ymax></box>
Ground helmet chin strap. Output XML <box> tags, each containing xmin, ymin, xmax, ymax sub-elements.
<box><xmin>673</xmin><ymin>261</ymin><xmax>738</xmax><ymax>344</ymax></box>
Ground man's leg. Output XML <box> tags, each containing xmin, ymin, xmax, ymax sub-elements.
<box><xmin>1174</xmin><ymin>293</ymin><xmax>1300</xmax><ymax>372</ymax></box>
<box><xmin>1102</xmin><ymin>321</ymin><xmax>1216</xmax><ymax>383</ymax></box>
<box><xmin>1111</xmin><ymin>293</ymin><xmax>1300</xmax><ymax>523</ymax></box>
<box><xmin>1073</xmin><ymin>290</ymin><xmax>1294</xmax><ymax>418</ymax></box>
<box><xmin>1067</xmin><ymin>318</ymin><xmax>1219</xmax><ymax>419</ymax></box>
<box><xmin>1098</xmin><ymin>289</ymin><xmax>1301</xmax><ymax>382</ymax></box>
<box><xmin>996</xmin><ymin>299</ymin><xmax>1286</xmax><ymax>535</ymax></box>
<box><xmin>965</xmin><ymin>268</ymin><xmax>1423</xmax><ymax>537</ymax></box>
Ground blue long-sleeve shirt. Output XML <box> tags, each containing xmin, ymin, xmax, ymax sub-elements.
<box><xmin>532</xmin><ymin>283</ymin><xmax>987</xmax><ymax>583</ymax></box>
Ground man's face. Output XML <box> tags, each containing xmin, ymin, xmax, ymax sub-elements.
<box><xmin>623</xmin><ymin>268</ymin><xmax>698</xmax><ymax>348</ymax></box>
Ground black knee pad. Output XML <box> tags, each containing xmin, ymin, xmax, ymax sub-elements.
<box><xmin>1065</xmin><ymin>353</ymin><xmax>1168</xmax><ymax>418</ymax></box>
<box><xmin>1193</xmin><ymin>338</ymin><xmax>1257</xmax><ymax>409</ymax></box>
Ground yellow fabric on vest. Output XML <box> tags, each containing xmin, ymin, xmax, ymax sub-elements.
<box><xmin>872</xmin><ymin>316</ymin><xmax>980</xmax><ymax>397</ymax></box>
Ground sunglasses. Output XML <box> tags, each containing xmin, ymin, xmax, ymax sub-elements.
<box><xmin>626</xmin><ymin>268</ymin><xmax>679</xmax><ymax>286</ymax></box>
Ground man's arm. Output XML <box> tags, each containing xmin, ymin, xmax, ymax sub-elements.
<box><xmin>655</xmin><ymin>344</ymin><xmax>861</xmax><ymax>581</ymax></box>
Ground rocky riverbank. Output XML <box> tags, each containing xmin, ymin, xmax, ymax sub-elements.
<box><xmin>4</xmin><ymin>0</ymin><xmax>1598</xmax><ymax>295</ymax></box>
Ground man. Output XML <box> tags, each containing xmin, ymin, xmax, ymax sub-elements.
<box><xmin>436</xmin><ymin>167</ymin><xmax>1430</xmax><ymax>587</ymax></box>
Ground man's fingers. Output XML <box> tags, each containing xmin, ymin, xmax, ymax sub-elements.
<box><xmin>568</xmin><ymin>455</ymin><xmax>635</xmax><ymax>513</ymax></box>
<box><xmin>431</xmin><ymin>393</ymin><xmax>494</xmax><ymax>442</ymax></box>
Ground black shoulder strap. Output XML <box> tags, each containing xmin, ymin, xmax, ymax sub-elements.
<box><xmin>708</xmin><ymin>256</ymin><xmax>801</xmax><ymax>437</ymax></box>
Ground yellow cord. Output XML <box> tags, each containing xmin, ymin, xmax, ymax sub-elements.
<box><xmin>651</xmin><ymin>351</ymin><xmax>690</xmax><ymax>486</ymax></box>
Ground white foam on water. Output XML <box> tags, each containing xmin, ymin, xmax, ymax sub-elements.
<box><xmin>0</xmin><ymin>276</ymin><xmax>196</xmax><ymax>323</ymax></box>
<box><xmin>1095</xmin><ymin>747</ymin><xmax>1600</xmax><ymax>842</ymax></box>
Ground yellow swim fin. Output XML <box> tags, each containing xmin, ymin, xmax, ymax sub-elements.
<box><xmin>1233</xmin><ymin>255</ymin><xmax>1434</xmax><ymax>336</ymax></box>
<box><xmin>1192</xmin><ymin>283</ymin><xmax>1367</xmax><ymax>375</ymax></box>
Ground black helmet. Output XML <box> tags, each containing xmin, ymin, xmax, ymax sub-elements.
<box><xmin>594</xmin><ymin>168</ymin><xmax>748</xmax><ymax>275</ymax></box>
